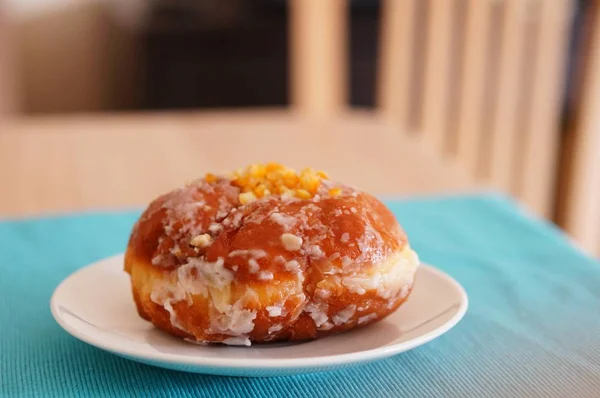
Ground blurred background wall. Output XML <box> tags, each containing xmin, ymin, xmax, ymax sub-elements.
<box><xmin>4</xmin><ymin>0</ymin><xmax>385</xmax><ymax>113</ymax></box>
<box><xmin>3</xmin><ymin>0</ymin><xmax>584</xmax><ymax>114</ymax></box>
<box><xmin>4</xmin><ymin>0</ymin><xmax>143</xmax><ymax>113</ymax></box>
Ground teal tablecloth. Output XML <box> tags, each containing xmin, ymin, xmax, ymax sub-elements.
<box><xmin>1</xmin><ymin>194</ymin><xmax>599</xmax><ymax>397</ymax></box>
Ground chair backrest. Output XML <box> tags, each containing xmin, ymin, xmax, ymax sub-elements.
<box><xmin>289</xmin><ymin>0</ymin><xmax>574</xmax><ymax>219</ymax></box>
<box><xmin>241</xmin><ymin>0</ymin><xmax>600</xmax><ymax>253</ymax></box>
<box><xmin>378</xmin><ymin>0</ymin><xmax>574</xmax><ymax>218</ymax></box>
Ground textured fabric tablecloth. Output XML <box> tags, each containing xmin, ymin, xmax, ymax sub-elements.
<box><xmin>1</xmin><ymin>194</ymin><xmax>599</xmax><ymax>397</ymax></box>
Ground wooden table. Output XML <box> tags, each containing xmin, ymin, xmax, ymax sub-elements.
<box><xmin>0</xmin><ymin>110</ymin><xmax>478</xmax><ymax>217</ymax></box>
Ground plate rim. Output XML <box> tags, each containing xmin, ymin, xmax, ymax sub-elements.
<box><xmin>51</xmin><ymin>254</ymin><xmax>468</xmax><ymax>371</ymax></box>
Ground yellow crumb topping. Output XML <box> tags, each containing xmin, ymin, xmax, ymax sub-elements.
<box><xmin>204</xmin><ymin>173</ymin><xmax>218</xmax><ymax>183</ymax></box>
<box><xmin>205</xmin><ymin>163</ymin><xmax>336</xmax><ymax>204</ymax></box>
<box><xmin>328</xmin><ymin>187</ymin><xmax>342</xmax><ymax>197</ymax></box>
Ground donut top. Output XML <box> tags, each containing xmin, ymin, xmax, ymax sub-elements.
<box><xmin>126</xmin><ymin>163</ymin><xmax>409</xmax><ymax>283</ymax></box>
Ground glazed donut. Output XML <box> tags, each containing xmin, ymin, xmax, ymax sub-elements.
<box><xmin>125</xmin><ymin>163</ymin><xmax>419</xmax><ymax>346</ymax></box>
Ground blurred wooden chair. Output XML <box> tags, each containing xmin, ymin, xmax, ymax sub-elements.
<box><xmin>378</xmin><ymin>0</ymin><xmax>574</xmax><ymax>221</ymax></box>
<box><xmin>291</xmin><ymin>0</ymin><xmax>572</xmax><ymax>217</ymax></box>
<box><xmin>290</xmin><ymin>0</ymin><xmax>600</xmax><ymax>253</ymax></box>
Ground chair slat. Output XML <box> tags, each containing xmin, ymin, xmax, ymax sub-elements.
<box><xmin>420</xmin><ymin>0</ymin><xmax>454</xmax><ymax>153</ymax></box>
<box><xmin>454</xmin><ymin>0</ymin><xmax>493</xmax><ymax>175</ymax></box>
<box><xmin>563</xmin><ymin>3</ymin><xmax>600</xmax><ymax>255</ymax></box>
<box><xmin>517</xmin><ymin>0</ymin><xmax>573</xmax><ymax>218</ymax></box>
<box><xmin>487</xmin><ymin>0</ymin><xmax>528</xmax><ymax>192</ymax></box>
<box><xmin>377</xmin><ymin>0</ymin><xmax>417</xmax><ymax>130</ymax></box>
<box><xmin>289</xmin><ymin>0</ymin><xmax>348</xmax><ymax>116</ymax></box>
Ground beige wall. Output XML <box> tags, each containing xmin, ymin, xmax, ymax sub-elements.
<box><xmin>0</xmin><ymin>8</ymin><xmax>19</xmax><ymax>117</ymax></box>
<box><xmin>7</xmin><ymin>0</ymin><xmax>142</xmax><ymax>114</ymax></box>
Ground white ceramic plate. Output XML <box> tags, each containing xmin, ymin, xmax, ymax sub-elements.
<box><xmin>51</xmin><ymin>254</ymin><xmax>467</xmax><ymax>377</ymax></box>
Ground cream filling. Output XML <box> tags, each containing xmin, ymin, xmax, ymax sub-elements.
<box><xmin>305</xmin><ymin>245</ymin><xmax>419</xmax><ymax>331</ymax></box>
<box><xmin>149</xmin><ymin>255</ymin><xmax>305</xmax><ymax>345</ymax></box>
<box><xmin>150</xmin><ymin>257</ymin><xmax>258</xmax><ymax>342</ymax></box>
<box><xmin>341</xmin><ymin>245</ymin><xmax>420</xmax><ymax>299</ymax></box>
<box><xmin>150</xmin><ymin>246</ymin><xmax>419</xmax><ymax>341</ymax></box>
